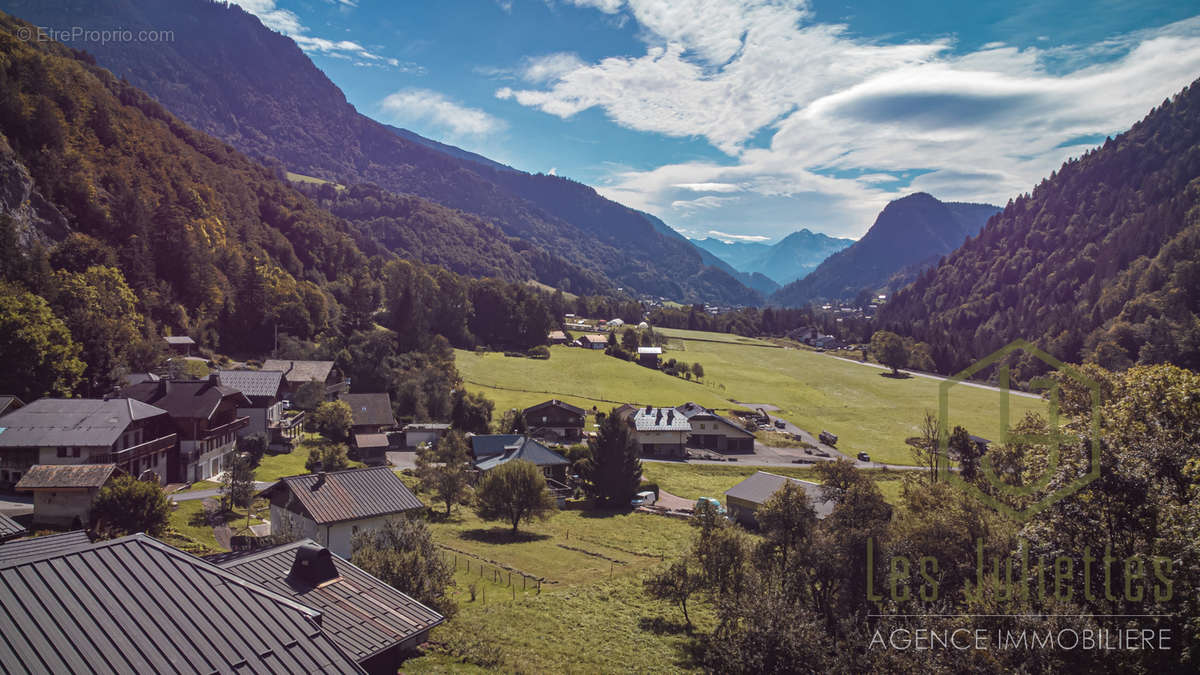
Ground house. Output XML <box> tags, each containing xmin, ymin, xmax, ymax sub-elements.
<box><xmin>0</xmin><ymin>395</ymin><xmax>23</xmax><ymax>418</ymax></box>
<box><xmin>15</xmin><ymin>464</ymin><xmax>124</xmax><ymax>529</ymax></box>
<box><xmin>208</xmin><ymin>540</ymin><xmax>444</xmax><ymax>674</ymax></box>
<box><xmin>262</xmin><ymin>359</ymin><xmax>349</xmax><ymax>399</ymax></box>
<box><xmin>576</xmin><ymin>334</ymin><xmax>608</xmax><ymax>349</ymax></box>
<box><xmin>522</xmin><ymin>399</ymin><xmax>585</xmax><ymax>443</ymax></box>
<box><xmin>217</xmin><ymin>369</ymin><xmax>293</xmax><ymax>443</ymax></box>
<box><xmin>259</xmin><ymin>467</ymin><xmax>425</xmax><ymax>558</ymax></box>
<box><xmin>0</xmin><ymin>534</ymin><xmax>363</xmax><ymax>673</ymax></box>
<box><xmin>676</xmin><ymin>402</ymin><xmax>755</xmax><ymax>453</ymax></box>
<box><xmin>637</xmin><ymin>346</ymin><xmax>662</xmax><ymax>368</ymax></box>
<box><xmin>121</xmin><ymin>377</ymin><xmax>251</xmax><ymax>483</ymax></box>
<box><xmin>469</xmin><ymin>435</ymin><xmax>571</xmax><ymax>483</ymax></box>
<box><xmin>402</xmin><ymin>423</ymin><xmax>451</xmax><ymax>449</ymax></box>
<box><xmin>724</xmin><ymin>471</ymin><xmax>835</xmax><ymax>528</ymax></box>
<box><xmin>547</xmin><ymin>330</ymin><xmax>570</xmax><ymax>345</ymax></box>
<box><xmin>0</xmin><ymin>530</ymin><xmax>91</xmax><ymax>562</ymax></box>
<box><xmin>0</xmin><ymin>512</ymin><xmax>26</xmax><ymax>543</ymax></box>
<box><xmin>0</xmin><ymin>398</ymin><xmax>177</xmax><ymax>487</ymax></box>
<box><xmin>629</xmin><ymin>406</ymin><xmax>691</xmax><ymax>458</ymax></box>
<box><xmin>163</xmin><ymin>335</ymin><xmax>196</xmax><ymax>356</ymax></box>
<box><xmin>339</xmin><ymin>393</ymin><xmax>397</xmax><ymax>464</ymax></box>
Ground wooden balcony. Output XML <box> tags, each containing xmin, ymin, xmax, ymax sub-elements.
<box><xmin>199</xmin><ymin>416</ymin><xmax>250</xmax><ymax>440</ymax></box>
<box><xmin>89</xmin><ymin>433</ymin><xmax>178</xmax><ymax>465</ymax></box>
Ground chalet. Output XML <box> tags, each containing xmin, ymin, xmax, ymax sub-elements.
<box><xmin>122</xmin><ymin>377</ymin><xmax>251</xmax><ymax>483</ymax></box>
<box><xmin>523</xmin><ymin>399</ymin><xmax>585</xmax><ymax>443</ymax></box>
<box><xmin>0</xmin><ymin>398</ymin><xmax>176</xmax><ymax>487</ymax></box>
<box><xmin>262</xmin><ymin>359</ymin><xmax>349</xmax><ymax>399</ymax></box>
<box><xmin>547</xmin><ymin>330</ymin><xmax>570</xmax><ymax>345</ymax></box>
<box><xmin>469</xmin><ymin>435</ymin><xmax>570</xmax><ymax>482</ymax></box>
<box><xmin>339</xmin><ymin>393</ymin><xmax>397</xmax><ymax>464</ymax></box>
<box><xmin>724</xmin><ymin>471</ymin><xmax>835</xmax><ymax>528</ymax></box>
<box><xmin>0</xmin><ymin>534</ymin><xmax>364</xmax><ymax>673</ymax></box>
<box><xmin>259</xmin><ymin>467</ymin><xmax>425</xmax><ymax>558</ymax></box>
<box><xmin>208</xmin><ymin>540</ymin><xmax>444</xmax><ymax>674</ymax></box>
<box><xmin>163</xmin><ymin>335</ymin><xmax>196</xmax><ymax>356</ymax></box>
<box><xmin>15</xmin><ymin>464</ymin><xmax>124</xmax><ymax>529</ymax></box>
<box><xmin>577</xmin><ymin>334</ymin><xmax>608</xmax><ymax>349</ymax></box>
<box><xmin>0</xmin><ymin>395</ymin><xmax>23</xmax><ymax>418</ymax></box>
<box><xmin>0</xmin><ymin>512</ymin><xmax>26</xmax><ymax>543</ymax></box>
<box><xmin>401</xmin><ymin>423</ymin><xmax>451</xmax><ymax>449</ymax></box>
<box><xmin>675</xmin><ymin>402</ymin><xmax>755</xmax><ymax>453</ymax></box>
<box><xmin>630</xmin><ymin>406</ymin><xmax>691</xmax><ymax>458</ymax></box>
<box><xmin>217</xmin><ymin>369</ymin><xmax>290</xmax><ymax>440</ymax></box>
<box><xmin>637</xmin><ymin>346</ymin><xmax>662</xmax><ymax>368</ymax></box>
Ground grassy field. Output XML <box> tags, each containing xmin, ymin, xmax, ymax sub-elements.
<box><xmin>458</xmin><ymin>330</ymin><xmax>1046</xmax><ymax>465</ymax></box>
<box><xmin>284</xmin><ymin>171</ymin><xmax>344</xmax><ymax>190</ymax></box>
<box><xmin>642</xmin><ymin>462</ymin><xmax>906</xmax><ymax>504</ymax></box>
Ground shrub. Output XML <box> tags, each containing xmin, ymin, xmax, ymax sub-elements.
<box><xmin>527</xmin><ymin>345</ymin><xmax>550</xmax><ymax>359</ymax></box>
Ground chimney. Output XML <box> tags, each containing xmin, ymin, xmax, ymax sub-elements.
<box><xmin>157</xmin><ymin>379</ymin><xmax>171</xmax><ymax>397</ymax></box>
<box><xmin>312</xmin><ymin>469</ymin><xmax>326</xmax><ymax>489</ymax></box>
<box><xmin>667</xmin><ymin>410</ymin><xmax>674</xmax><ymax>424</ymax></box>
<box><xmin>288</xmin><ymin>542</ymin><xmax>340</xmax><ymax>587</ymax></box>
<box><xmin>655</xmin><ymin>410</ymin><xmax>662</xmax><ymax>424</ymax></box>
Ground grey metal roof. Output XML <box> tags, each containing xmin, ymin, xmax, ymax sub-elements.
<box><xmin>340</xmin><ymin>393</ymin><xmax>395</xmax><ymax>428</ymax></box>
<box><xmin>262</xmin><ymin>360</ymin><xmax>336</xmax><ymax>384</ymax></box>
<box><xmin>636</xmin><ymin>347</ymin><xmax>663</xmax><ymax>355</ymax></box>
<box><xmin>724</xmin><ymin>471</ymin><xmax>834</xmax><ymax>519</ymax></box>
<box><xmin>522</xmin><ymin>399</ymin><xmax>585</xmax><ymax>416</ymax></box>
<box><xmin>261</xmin><ymin>467</ymin><xmax>425</xmax><ymax>525</ymax></box>
<box><xmin>163</xmin><ymin>336</ymin><xmax>196</xmax><ymax>345</ymax></box>
<box><xmin>0</xmin><ymin>396</ymin><xmax>23</xmax><ymax>416</ymax></box>
<box><xmin>632</xmin><ymin>407</ymin><xmax>692</xmax><ymax>432</ymax></box>
<box><xmin>210</xmin><ymin>539</ymin><xmax>444</xmax><ymax>662</ymax></box>
<box><xmin>0</xmin><ymin>398</ymin><xmax>168</xmax><ymax>448</ymax></box>
<box><xmin>0</xmin><ymin>534</ymin><xmax>363</xmax><ymax>674</ymax></box>
<box><xmin>219</xmin><ymin>370</ymin><xmax>286</xmax><ymax>399</ymax></box>
<box><xmin>0</xmin><ymin>512</ymin><xmax>27</xmax><ymax>542</ymax></box>
<box><xmin>16</xmin><ymin>464</ymin><xmax>121</xmax><ymax>490</ymax></box>
<box><xmin>674</xmin><ymin>403</ymin><xmax>754</xmax><ymax>437</ymax></box>
<box><xmin>403</xmin><ymin>423</ymin><xmax>451</xmax><ymax>431</ymax></box>
<box><xmin>122</xmin><ymin>380</ymin><xmax>250</xmax><ymax>421</ymax></box>
<box><xmin>0</xmin><ymin>530</ymin><xmax>90</xmax><ymax>561</ymax></box>
<box><xmin>471</xmin><ymin>436</ymin><xmax>569</xmax><ymax>471</ymax></box>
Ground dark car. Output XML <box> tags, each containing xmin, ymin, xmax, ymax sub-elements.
<box><xmin>857</xmin><ymin>452</ymin><xmax>871</xmax><ymax>462</ymax></box>
<box><xmin>773</xmin><ymin>419</ymin><xmax>786</xmax><ymax>429</ymax></box>
<box><xmin>819</xmin><ymin>430</ymin><xmax>838</xmax><ymax>446</ymax></box>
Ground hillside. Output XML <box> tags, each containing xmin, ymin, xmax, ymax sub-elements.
<box><xmin>769</xmin><ymin>193</ymin><xmax>999</xmax><ymax>306</ymax></box>
<box><xmin>0</xmin><ymin>0</ymin><xmax>759</xmax><ymax>305</ymax></box>
<box><xmin>695</xmin><ymin>229</ymin><xmax>854</xmax><ymax>285</ymax></box>
<box><xmin>878</xmin><ymin>79</ymin><xmax>1200</xmax><ymax>379</ymax></box>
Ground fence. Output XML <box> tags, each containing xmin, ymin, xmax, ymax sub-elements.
<box><xmin>436</xmin><ymin>545</ymin><xmax>544</xmax><ymax>600</ymax></box>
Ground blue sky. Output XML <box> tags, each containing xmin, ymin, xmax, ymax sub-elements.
<box><xmin>234</xmin><ymin>0</ymin><xmax>1200</xmax><ymax>241</ymax></box>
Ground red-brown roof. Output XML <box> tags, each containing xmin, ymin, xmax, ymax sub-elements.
<box><xmin>16</xmin><ymin>464</ymin><xmax>122</xmax><ymax>490</ymax></box>
<box><xmin>260</xmin><ymin>467</ymin><xmax>424</xmax><ymax>525</ymax></box>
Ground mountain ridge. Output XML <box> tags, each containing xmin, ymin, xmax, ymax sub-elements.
<box><xmin>694</xmin><ymin>228</ymin><xmax>855</xmax><ymax>285</ymax></box>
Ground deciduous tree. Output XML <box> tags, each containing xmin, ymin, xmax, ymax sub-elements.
<box><xmin>474</xmin><ymin>459</ymin><xmax>556</xmax><ymax>535</ymax></box>
<box><xmin>416</xmin><ymin>431</ymin><xmax>473</xmax><ymax>515</ymax></box>
<box><xmin>90</xmin><ymin>476</ymin><xmax>170</xmax><ymax>538</ymax></box>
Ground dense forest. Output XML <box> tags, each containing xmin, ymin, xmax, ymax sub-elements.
<box><xmin>0</xmin><ymin>0</ymin><xmax>761</xmax><ymax>306</ymax></box>
<box><xmin>878</xmin><ymin>79</ymin><xmax>1200</xmax><ymax>381</ymax></box>
<box><xmin>0</xmin><ymin>14</ymin><xmax>566</xmax><ymax>412</ymax></box>
<box><xmin>771</xmin><ymin>194</ymin><xmax>998</xmax><ymax>307</ymax></box>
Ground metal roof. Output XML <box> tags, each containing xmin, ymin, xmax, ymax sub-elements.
<box><xmin>522</xmin><ymin>399</ymin><xmax>585</xmax><ymax>416</ymax></box>
<box><xmin>260</xmin><ymin>467</ymin><xmax>425</xmax><ymax>525</ymax></box>
<box><xmin>0</xmin><ymin>398</ymin><xmax>168</xmax><ymax>448</ymax></box>
<box><xmin>0</xmin><ymin>513</ymin><xmax>27</xmax><ymax>543</ymax></box>
<box><xmin>163</xmin><ymin>336</ymin><xmax>195</xmax><ymax>345</ymax></box>
<box><xmin>471</xmin><ymin>436</ymin><xmax>569</xmax><ymax>471</ymax></box>
<box><xmin>353</xmin><ymin>433</ymin><xmax>389</xmax><ymax>449</ymax></box>
<box><xmin>579</xmin><ymin>334</ymin><xmax>607</xmax><ymax>343</ymax></box>
<box><xmin>218</xmin><ymin>370</ymin><xmax>286</xmax><ymax>398</ymax></box>
<box><xmin>724</xmin><ymin>471</ymin><xmax>834</xmax><ymax>519</ymax></box>
<box><xmin>0</xmin><ymin>534</ymin><xmax>363</xmax><ymax>674</ymax></box>
<box><xmin>262</xmin><ymin>360</ymin><xmax>336</xmax><ymax>384</ymax></box>
<box><xmin>403</xmin><ymin>423</ymin><xmax>451</xmax><ymax>431</ymax></box>
<box><xmin>637</xmin><ymin>347</ymin><xmax>663</xmax><ymax>355</ymax></box>
<box><xmin>16</xmin><ymin>464</ymin><xmax>121</xmax><ymax>490</ymax></box>
<box><xmin>0</xmin><ymin>396</ymin><xmax>23</xmax><ymax>416</ymax></box>
<box><xmin>210</xmin><ymin>539</ymin><xmax>444</xmax><ymax>662</ymax></box>
<box><xmin>0</xmin><ymin>530</ymin><xmax>90</xmax><ymax>561</ymax></box>
<box><xmin>340</xmin><ymin>393</ymin><xmax>396</xmax><ymax>428</ymax></box>
<box><xmin>674</xmin><ymin>403</ymin><xmax>754</xmax><ymax>437</ymax></box>
<box><xmin>122</xmin><ymin>380</ymin><xmax>250</xmax><ymax>421</ymax></box>
<box><xmin>632</xmin><ymin>407</ymin><xmax>692</xmax><ymax>432</ymax></box>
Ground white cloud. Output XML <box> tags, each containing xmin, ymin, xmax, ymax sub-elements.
<box><xmin>379</xmin><ymin>89</ymin><xmax>507</xmax><ymax>137</ymax></box>
<box><xmin>708</xmin><ymin>230</ymin><xmax>770</xmax><ymax>242</ymax></box>
<box><xmin>230</xmin><ymin>0</ymin><xmax>410</xmax><ymax>68</ymax></box>
<box><xmin>499</xmin><ymin>2</ymin><xmax>1200</xmax><ymax>237</ymax></box>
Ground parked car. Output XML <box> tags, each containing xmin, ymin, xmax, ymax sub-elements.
<box><xmin>695</xmin><ymin>496</ymin><xmax>727</xmax><ymax>515</ymax></box>
<box><xmin>819</xmin><ymin>430</ymin><xmax>838</xmax><ymax>446</ymax></box>
<box><xmin>773</xmin><ymin>419</ymin><xmax>786</xmax><ymax>429</ymax></box>
<box><xmin>635</xmin><ymin>490</ymin><xmax>656</xmax><ymax>506</ymax></box>
<box><xmin>857</xmin><ymin>452</ymin><xmax>871</xmax><ymax>462</ymax></box>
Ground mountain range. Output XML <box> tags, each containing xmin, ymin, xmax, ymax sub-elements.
<box><xmin>769</xmin><ymin>193</ymin><xmax>1000</xmax><ymax>307</ymax></box>
<box><xmin>0</xmin><ymin>0</ymin><xmax>760</xmax><ymax>306</ymax></box>
<box><xmin>693</xmin><ymin>229</ymin><xmax>854</xmax><ymax>286</ymax></box>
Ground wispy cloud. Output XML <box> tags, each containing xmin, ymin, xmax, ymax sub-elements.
<box><xmin>379</xmin><ymin>88</ymin><xmax>507</xmax><ymax>137</ymax></box>
<box><xmin>230</xmin><ymin>0</ymin><xmax>412</xmax><ymax>69</ymax></box>
<box><xmin>671</xmin><ymin>195</ymin><xmax>737</xmax><ymax>212</ymax></box>
<box><xmin>708</xmin><ymin>230</ymin><xmax>770</xmax><ymax>242</ymax></box>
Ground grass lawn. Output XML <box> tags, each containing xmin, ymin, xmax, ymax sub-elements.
<box><xmin>253</xmin><ymin>437</ymin><xmax>365</xmax><ymax>482</ymax></box>
<box><xmin>168</xmin><ymin>499</ymin><xmax>223</xmax><ymax>552</ymax></box>
<box><xmin>642</xmin><ymin>461</ymin><xmax>907</xmax><ymax>505</ymax></box>
<box><xmin>457</xmin><ymin>329</ymin><xmax>1047</xmax><ymax>465</ymax></box>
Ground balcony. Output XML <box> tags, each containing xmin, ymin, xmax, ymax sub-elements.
<box><xmin>200</xmin><ymin>416</ymin><xmax>250</xmax><ymax>440</ymax></box>
<box><xmin>89</xmin><ymin>433</ymin><xmax>178</xmax><ymax>466</ymax></box>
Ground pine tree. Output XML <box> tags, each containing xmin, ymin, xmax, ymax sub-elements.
<box><xmin>581</xmin><ymin>409</ymin><xmax>643</xmax><ymax>506</ymax></box>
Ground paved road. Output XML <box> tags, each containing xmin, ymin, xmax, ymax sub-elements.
<box><xmin>0</xmin><ymin>493</ymin><xmax>32</xmax><ymax>517</ymax></box>
<box><xmin>169</xmin><ymin>482</ymin><xmax>272</xmax><ymax>502</ymax></box>
<box><xmin>824</xmin><ymin>354</ymin><xmax>1043</xmax><ymax>400</ymax></box>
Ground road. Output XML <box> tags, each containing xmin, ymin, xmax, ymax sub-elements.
<box><xmin>824</xmin><ymin>354</ymin><xmax>1044</xmax><ymax>400</ymax></box>
<box><xmin>0</xmin><ymin>493</ymin><xmax>32</xmax><ymax>517</ymax></box>
<box><xmin>168</xmin><ymin>482</ymin><xmax>273</xmax><ymax>502</ymax></box>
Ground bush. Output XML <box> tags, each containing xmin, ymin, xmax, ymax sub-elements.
<box><xmin>89</xmin><ymin>476</ymin><xmax>170</xmax><ymax>538</ymax></box>
<box><xmin>527</xmin><ymin>345</ymin><xmax>550</xmax><ymax>359</ymax></box>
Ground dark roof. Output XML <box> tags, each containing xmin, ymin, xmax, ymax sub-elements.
<box><xmin>470</xmin><ymin>435</ymin><xmax>569</xmax><ymax>471</ymax></box>
<box><xmin>0</xmin><ymin>534</ymin><xmax>363</xmax><ymax>674</ymax></box>
<box><xmin>260</xmin><ymin>467</ymin><xmax>424</xmax><ymax>525</ymax></box>
<box><xmin>675</xmin><ymin>403</ymin><xmax>754</xmax><ymax>437</ymax></box>
<box><xmin>0</xmin><ymin>512</ymin><xmax>27</xmax><ymax>542</ymax></box>
<box><xmin>340</xmin><ymin>393</ymin><xmax>396</xmax><ymax>428</ymax></box>
<box><xmin>0</xmin><ymin>398</ymin><xmax>167</xmax><ymax>448</ymax></box>
<box><xmin>123</xmin><ymin>372</ymin><xmax>160</xmax><ymax>387</ymax></box>
<box><xmin>0</xmin><ymin>396</ymin><xmax>23</xmax><ymax>416</ymax></box>
<box><xmin>16</xmin><ymin>464</ymin><xmax>121</xmax><ymax>490</ymax></box>
<box><xmin>262</xmin><ymin>359</ymin><xmax>336</xmax><ymax>385</ymax></box>
<box><xmin>210</xmin><ymin>540</ymin><xmax>444</xmax><ymax>662</ymax></box>
<box><xmin>725</xmin><ymin>471</ymin><xmax>834</xmax><ymax>519</ymax></box>
<box><xmin>523</xmin><ymin>399</ymin><xmax>585</xmax><ymax>417</ymax></box>
<box><xmin>122</xmin><ymin>379</ymin><xmax>250</xmax><ymax>421</ymax></box>
<box><xmin>0</xmin><ymin>530</ymin><xmax>90</xmax><ymax>561</ymax></box>
<box><xmin>218</xmin><ymin>370</ymin><xmax>286</xmax><ymax>399</ymax></box>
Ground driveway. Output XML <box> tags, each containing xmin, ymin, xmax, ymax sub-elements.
<box><xmin>386</xmin><ymin>450</ymin><xmax>417</xmax><ymax>471</ymax></box>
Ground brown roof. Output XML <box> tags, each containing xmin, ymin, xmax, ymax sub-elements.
<box><xmin>262</xmin><ymin>360</ymin><xmax>336</xmax><ymax>385</ymax></box>
<box><xmin>353</xmin><ymin>433</ymin><xmax>389</xmax><ymax>449</ymax></box>
<box><xmin>340</xmin><ymin>393</ymin><xmax>395</xmax><ymax>428</ymax></box>
<box><xmin>16</xmin><ymin>464</ymin><xmax>122</xmax><ymax>490</ymax></box>
<box><xmin>260</xmin><ymin>467</ymin><xmax>424</xmax><ymax>525</ymax></box>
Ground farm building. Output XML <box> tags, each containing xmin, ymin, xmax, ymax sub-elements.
<box><xmin>630</xmin><ymin>406</ymin><xmax>691</xmax><ymax>458</ymax></box>
<box><xmin>576</xmin><ymin>334</ymin><xmax>608</xmax><ymax>349</ymax></box>
<box><xmin>402</xmin><ymin>423</ymin><xmax>451</xmax><ymax>449</ymax></box>
<box><xmin>523</xmin><ymin>399</ymin><xmax>586</xmax><ymax>443</ymax></box>
<box><xmin>162</xmin><ymin>335</ymin><xmax>196</xmax><ymax>356</ymax></box>
<box><xmin>675</xmin><ymin>402</ymin><xmax>755</xmax><ymax>452</ymax></box>
<box><xmin>547</xmin><ymin>330</ymin><xmax>570</xmax><ymax>345</ymax></box>
<box><xmin>636</xmin><ymin>346</ymin><xmax>662</xmax><ymax>368</ymax></box>
<box><xmin>16</xmin><ymin>464</ymin><xmax>124</xmax><ymax>529</ymax></box>
<box><xmin>724</xmin><ymin>471</ymin><xmax>835</xmax><ymax>528</ymax></box>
